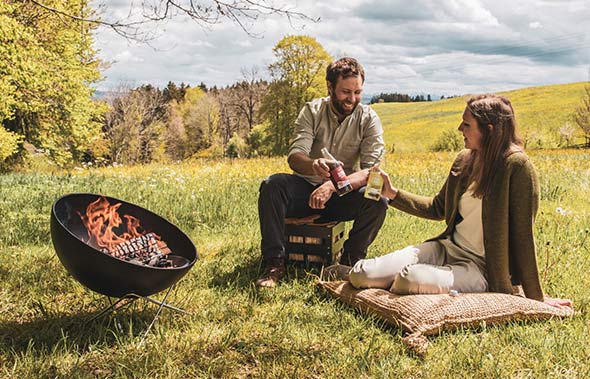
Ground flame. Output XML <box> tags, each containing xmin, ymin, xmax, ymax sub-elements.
<box><xmin>78</xmin><ymin>196</ymin><xmax>158</xmax><ymax>252</ymax></box>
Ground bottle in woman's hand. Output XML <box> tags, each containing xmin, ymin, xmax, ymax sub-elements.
<box><xmin>364</xmin><ymin>149</ymin><xmax>385</xmax><ymax>201</ymax></box>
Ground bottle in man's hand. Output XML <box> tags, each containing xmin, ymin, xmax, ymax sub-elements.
<box><xmin>321</xmin><ymin>147</ymin><xmax>353</xmax><ymax>196</ymax></box>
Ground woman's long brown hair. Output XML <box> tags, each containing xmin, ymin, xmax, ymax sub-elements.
<box><xmin>462</xmin><ymin>94</ymin><xmax>524</xmax><ymax>198</ymax></box>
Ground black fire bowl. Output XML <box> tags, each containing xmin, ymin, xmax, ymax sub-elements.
<box><xmin>51</xmin><ymin>193</ymin><xmax>197</xmax><ymax>298</ymax></box>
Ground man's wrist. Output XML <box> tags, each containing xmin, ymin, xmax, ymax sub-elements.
<box><xmin>324</xmin><ymin>180</ymin><xmax>336</xmax><ymax>193</ymax></box>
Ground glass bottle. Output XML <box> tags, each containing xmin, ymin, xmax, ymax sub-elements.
<box><xmin>364</xmin><ymin>149</ymin><xmax>385</xmax><ymax>201</ymax></box>
<box><xmin>320</xmin><ymin>147</ymin><xmax>353</xmax><ymax>196</ymax></box>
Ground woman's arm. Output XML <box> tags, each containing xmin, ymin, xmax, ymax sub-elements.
<box><xmin>379</xmin><ymin>150</ymin><xmax>470</xmax><ymax>221</ymax></box>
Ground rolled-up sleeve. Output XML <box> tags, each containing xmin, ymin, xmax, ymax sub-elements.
<box><xmin>288</xmin><ymin>104</ymin><xmax>314</xmax><ymax>157</ymax></box>
<box><xmin>359</xmin><ymin>109</ymin><xmax>385</xmax><ymax>169</ymax></box>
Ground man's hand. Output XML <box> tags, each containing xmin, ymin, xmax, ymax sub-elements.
<box><xmin>309</xmin><ymin>181</ymin><xmax>335</xmax><ymax>209</ymax></box>
<box><xmin>312</xmin><ymin>158</ymin><xmax>332</xmax><ymax>179</ymax></box>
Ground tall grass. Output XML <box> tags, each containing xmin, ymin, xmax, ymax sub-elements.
<box><xmin>0</xmin><ymin>150</ymin><xmax>589</xmax><ymax>378</ymax></box>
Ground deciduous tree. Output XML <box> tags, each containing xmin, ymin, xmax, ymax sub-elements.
<box><xmin>261</xmin><ymin>35</ymin><xmax>331</xmax><ymax>154</ymax></box>
<box><xmin>0</xmin><ymin>0</ymin><xmax>106</xmax><ymax>165</ymax></box>
<box><xmin>104</xmin><ymin>84</ymin><xmax>166</xmax><ymax>164</ymax></box>
<box><xmin>166</xmin><ymin>87</ymin><xmax>219</xmax><ymax>158</ymax></box>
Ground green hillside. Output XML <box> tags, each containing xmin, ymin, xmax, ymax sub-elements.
<box><xmin>372</xmin><ymin>81</ymin><xmax>589</xmax><ymax>152</ymax></box>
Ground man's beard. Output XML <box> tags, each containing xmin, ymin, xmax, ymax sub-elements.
<box><xmin>330</xmin><ymin>94</ymin><xmax>359</xmax><ymax>117</ymax></box>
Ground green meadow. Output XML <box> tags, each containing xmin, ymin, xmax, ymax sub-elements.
<box><xmin>1</xmin><ymin>82</ymin><xmax>589</xmax><ymax>378</ymax></box>
<box><xmin>374</xmin><ymin>81</ymin><xmax>589</xmax><ymax>152</ymax></box>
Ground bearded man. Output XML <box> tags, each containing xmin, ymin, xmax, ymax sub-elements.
<box><xmin>256</xmin><ymin>57</ymin><xmax>387</xmax><ymax>287</ymax></box>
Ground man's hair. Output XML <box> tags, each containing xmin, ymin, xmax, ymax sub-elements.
<box><xmin>326</xmin><ymin>57</ymin><xmax>365</xmax><ymax>88</ymax></box>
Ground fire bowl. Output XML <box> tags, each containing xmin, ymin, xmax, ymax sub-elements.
<box><xmin>51</xmin><ymin>193</ymin><xmax>197</xmax><ymax>298</ymax></box>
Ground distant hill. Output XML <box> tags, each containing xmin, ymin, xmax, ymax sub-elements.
<box><xmin>372</xmin><ymin>82</ymin><xmax>589</xmax><ymax>152</ymax></box>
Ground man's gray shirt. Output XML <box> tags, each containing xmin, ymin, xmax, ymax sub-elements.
<box><xmin>288</xmin><ymin>96</ymin><xmax>385</xmax><ymax>185</ymax></box>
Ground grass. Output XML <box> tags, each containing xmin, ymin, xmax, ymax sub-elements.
<box><xmin>1</xmin><ymin>149</ymin><xmax>589</xmax><ymax>378</ymax></box>
<box><xmin>373</xmin><ymin>81</ymin><xmax>589</xmax><ymax>152</ymax></box>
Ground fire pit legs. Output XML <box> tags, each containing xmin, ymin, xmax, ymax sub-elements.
<box><xmin>140</xmin><ymin>283</ymin><xmax>175</xmax><ymax>345</ymax></box>
<box><xmin>86</xmin><ymin>284</ymin><xmax>191</xmax><ymax>343</ymax></box>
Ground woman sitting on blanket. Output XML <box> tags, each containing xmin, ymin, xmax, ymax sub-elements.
<box><xmin>347</xmin><ymin>94</ymin><xmax>571</xmax><ymax>308</ymax></box>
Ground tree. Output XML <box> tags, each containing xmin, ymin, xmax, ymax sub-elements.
<box><xmin>233</xmin><ymin>68</ymin><xmax>268</xmax><ymax>133</ymax></box>
<box><xmin>28</xmin><ymin>0</ymin><xmax>318</xmax><ymax>41</ymax></box>
<box><xmin>104</xmin><ymin>85</ymin><xmax>166</xmax><ymax>164</ymax></box>
<box><xmin>165</xmin><ymin>87</ymin><xmax>219</xmax><ymax>159</ymax></box>
<box><xmin>0</xmin><ymin>0</ymin><xmax>107</xmax><ymax>165</ymax></box>
<box><xmin>214</xmin><ymin>67</ymin><xmax>268</xmax><ymax>151</ymax></box>
<box><xmin>162</xmin><ymin>81</ymin><xmax>189</xmax><ymax>104</ymax></box>
<box><xmin>573</xmin><ymin>85</ymin><xmax>590</xmax><ymax>147</ymax></box>
<box><xmin>261</xmin><ymin>35</ymin><xmax>331</xmax><ymax>154</ymax></box>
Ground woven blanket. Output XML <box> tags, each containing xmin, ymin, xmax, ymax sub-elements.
<box><xmin>317</xmin><ymin>280</ymin><xmax>573</xmax><ymax>355</ymax></box>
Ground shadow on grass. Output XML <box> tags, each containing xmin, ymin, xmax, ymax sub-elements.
<box><xmin>206</xmin><ymin>253</ymin><xmax>325</xmax><ymax>290</ymax></box>
<box><xmin>0</xmin><ymin>301</ymin><xmax>175</xmax><ymax>354</ymax></box>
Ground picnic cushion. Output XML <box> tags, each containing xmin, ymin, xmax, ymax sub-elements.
<box><xmin>317</xmin><ymin>280</ymin><xmax>574</xmax><ymax>355</ymax></box>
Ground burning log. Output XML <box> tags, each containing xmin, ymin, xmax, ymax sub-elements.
<box><xmin>79</xmin><ymin>196</ymin><xmax>178</xmax><ymax>268</ymax></box>
<box><xmin>102</xmin><ymin>232</ymin><xmax>174</xmax><ymax>267</ymax></box>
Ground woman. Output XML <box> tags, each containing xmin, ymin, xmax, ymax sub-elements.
<box><xmin>348</xmin><ymin>94</ymin><xmax>570</xmax><ymax>308</ymax></box>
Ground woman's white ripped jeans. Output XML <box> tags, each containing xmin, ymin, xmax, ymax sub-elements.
<box><xmin>349</xmin><ymin>239</ymin><xmax>488</xmax><ymax>295</ymax></box>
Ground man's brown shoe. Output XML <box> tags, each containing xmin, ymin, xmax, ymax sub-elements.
<box><xmin>255</xmin><ymin>258</ymin><xmax>286</xmax><ymax>288</ymax></box>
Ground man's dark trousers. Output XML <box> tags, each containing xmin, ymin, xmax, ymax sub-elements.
<box><xmin>258</xmin><ymin>173</ymin><xmax>388</xmax><ymax>264</ymax></box>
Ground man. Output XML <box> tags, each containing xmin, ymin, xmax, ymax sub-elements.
<box><xmin>256</xmin><ymin>57</ymin><xmax>387</xmax><ymax>287</ymax></box>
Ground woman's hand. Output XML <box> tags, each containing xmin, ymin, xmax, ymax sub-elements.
<box><xmin>544</xmin><ymin>296</ymin><xmax>573</xmax><ymax>309</ymax></box>
<box><xmin>377</xmin><ymin>167</ymin><xmax>399</xmax><ymax>201</ymax></box>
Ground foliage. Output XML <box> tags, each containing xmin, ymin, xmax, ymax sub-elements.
<box><xmin>0</xmin><ymin>127</ymin><xmax>23</xmax><ymax>169</ymax></box>
<box><xmin>101</xmin><ymin>76</ymin><xmax>266</xmax><ymax>163</ymax></box>
<box><xmin>370</xmin><ymin>92</ymin><xmax>432</xmax><ymax>104</ymax></box>
<box><xmin>248</xmin><ymin>121</ymin><xmax>273</xmax><ymax>157</ymax></box>
<box><xmin>374</xmin><ymin>82</ymin><xmax>589</xmax><ymax>152</ymax></box>
<box><xmin>225</xmin><ymin>132</ymin><xmax>249</xmax><ymax>158</ymax></box>
<box><xmin>0</xmin><ymin>150</ymin><xmax>588</xmax><ymax>378</ymax></box>
<box><xmin>162</xmin><ymin>81</ymin><xmax>190</xmax><ymax>103</ymax></box>
<box><xmin>0</xmin><ymin>0</ymin><xmax>107</xmax><ymax>165</ymax></box>
<box><xmin>430</xmin><ymin>128</ymin><xmax>463</xmax><ymax>152</ymax></box>
<box><xmin>103</xmin><ymin>85</ymin><xmax>167</xmax><ymax>165</ymax></box>
<box><xmin>213</xmin><ymin>74</ymin><xmax>267</xmax><ymax>148</ymax></box>
<box><xmin>573</xmin><ymin>85</ymin><xmax>590</xmax><ymax>147</ymax></box>
<box><xmin>261</xmin><ymin>35</ymin><xmax>331</xmax><ymax>154</ymax></box>
<box><xmin>177</xmin><ymin>87</ymin><xmax>219</xmax><ymax>154</ymax></box>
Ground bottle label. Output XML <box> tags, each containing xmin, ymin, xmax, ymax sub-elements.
<box><xmin>364</xmin><ymin>170</ymin><xmax>383</xmax><ymax>200</ymax></box>
<box><xmin>330</xmin><ymin>166</ymin><xmax>351</xmax><ymax>190</ymax></box>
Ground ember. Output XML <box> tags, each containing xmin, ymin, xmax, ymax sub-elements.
<box><xmin>78</xmin><ymin>196</ymin><xmax>176</xmax><ymax>268</ymax></box>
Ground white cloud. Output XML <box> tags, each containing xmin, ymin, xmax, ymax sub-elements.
<box><xmin>112</xmin><ymin>50</ymin><xmax>144</xmax><ymax>63</ymax></box>
<box><xmin>92</xmin><ymin>0</ymin><xmax>590</xmax><ymax>96</ymax></box>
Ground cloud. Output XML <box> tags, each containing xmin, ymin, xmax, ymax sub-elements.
<box><xmin>92</xmin><ymin>0</ymin><xmax>590</xmax><ymax>96</ymax></box>
<box><xmin>112</xmin><ymin>50</ymin><xmax>144</xmax><ymax>63</ymax></box>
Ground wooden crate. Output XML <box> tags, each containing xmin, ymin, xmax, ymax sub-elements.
<box><xmin>284</xmin><ymin>217</ymin><xmax>346</xmax><ymax>266</ymax></box>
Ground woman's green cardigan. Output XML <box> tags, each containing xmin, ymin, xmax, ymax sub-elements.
<box><xmin>389</xmin><ymin>149</ymin><xmax>543</xmax><ymax>301</ymax></box>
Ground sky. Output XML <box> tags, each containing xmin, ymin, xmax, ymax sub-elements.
<box><xmin>93</xmin><ymin>0</ymin><xmax>590</xmax><ymax>98</ymax></box>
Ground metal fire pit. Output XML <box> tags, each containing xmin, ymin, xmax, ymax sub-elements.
<box><xmin>51</xmin><ymin>193</ymin><xmax>197</xmax><ymax>298</ymax></box>
<box><xmin>51</xmin><ymin>193</ymin><xmax>197</xmax><ymax>340</ymax></box>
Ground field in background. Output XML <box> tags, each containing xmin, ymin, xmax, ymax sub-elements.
<box><xmin>0</xmin><ymin>149</ymin><xmax>589</xmax><ymax>378</ymax></box>
<box><xmin>373</xmin><ymin>81</ymin><xmax>589</xmax><ymax>152</ymax></box>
